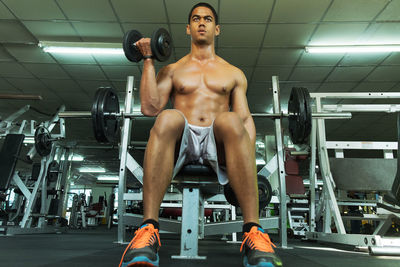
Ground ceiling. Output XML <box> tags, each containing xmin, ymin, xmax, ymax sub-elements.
<box><xmin>1</xmin><ymin>0</ymin><xmax>400</xmax><ymax>181</ymax></box>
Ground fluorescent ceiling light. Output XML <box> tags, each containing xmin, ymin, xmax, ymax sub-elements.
<box><xmin>256</xmin><ymin>159</ymin><xmax>266</xmax><ymax>165</ymax></box>
<box><xmin>97</xmin><ymin>175</ymin><xmax>119</xmax><ymax>181</ymax></box>
<box><xmin>39</xmin><ymin>41</ymin><xmax>123</xmax><ymax>55</ymax></box>
<box><xmin>62</xmin><ymin>154</ymin><xmax>84</xmax><ymax>161</ymax></box>
<box><xmin>305</xmin><ymin>45</ymin><xmax>400</xmax><ymax>54</ymax></box>
<box><xmin>54</xmin><ymin>153</ymin><xmax>84</xmax><ymax>161</ymax></box>
<box><xmin>79</xmin><ymin>167</ymin><xmax>106</xmax><ymax>173</ymax></box>
<box><xmin>23</xmin><ymin>137</ymin><xmax>35</xmax><ymax>144</ymax></box>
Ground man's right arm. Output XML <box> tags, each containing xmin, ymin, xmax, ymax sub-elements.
<box><xmin>140</xmin><ymin>58</ymin><xmax>173</xmax><ymax>116</ymax></box>
<box><xmin>136</xmin><ymin>38</ymin><xmax>174</xmax><ymax>117</ymax></box>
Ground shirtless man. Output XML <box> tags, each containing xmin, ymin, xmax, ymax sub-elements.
<box><xmin>119</xmin><ymin>3</ymin><xmax>282</xmax><ymax>267</ymax></box>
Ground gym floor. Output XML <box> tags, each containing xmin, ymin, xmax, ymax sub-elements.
<box><xmin>0</xmin><ymin>227</ymin><xmax>398</xmax><ymax>267</ymax></box>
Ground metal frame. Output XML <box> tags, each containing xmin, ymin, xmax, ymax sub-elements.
<box><xmin>306</xmin><ymin>92</ymin><xmax>400</xmax><ymax>254</ymax></box>
<box><xmin>118</xmin><ymin>76</ymin><xmax>135</xmax><ymax>243</ymax></box>
<box><xmin>0</xmin><ymin>106</ymin><xmax>67</xmax><ymax>235</ymax></box>
<box><xmin>2</xmin><ymin>147</ymin><xmax>66</xmax><ymax>235</ymax></box>
<box><xmin>271</xmin><ymin>76</ymin><xmax>288</xmax><ymax>248</ymax></box>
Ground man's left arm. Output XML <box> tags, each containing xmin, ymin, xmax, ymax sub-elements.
<box><xmin>231</xmin><ymin>69</ymin><xmax>256</xmax><ymax>145</ymax></box>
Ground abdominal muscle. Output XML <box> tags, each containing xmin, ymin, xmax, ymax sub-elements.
<box><xmin>172</xmin><ymin>89</ymin><xmax>230</xmax><ymax>127</ymax></box>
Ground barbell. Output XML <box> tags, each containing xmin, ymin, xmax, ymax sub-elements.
<box><xmin>34</xmin><ymin>86</ymin><xmax>351</xmax><ymax>156</ymax></box>
<box><xmin>54</xmin><ymin>87</ymin><xmax>351</xmax><ymax>145</ymax></box>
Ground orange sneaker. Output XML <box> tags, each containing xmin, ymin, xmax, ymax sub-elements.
<box><xmin>119</xmin><ymin>224</ymin><xmax>161</xmax><ymax>267</ymax></box>
<box><xmin>240</xmin><ymin>226</ymin><xmax>282</xmax><ymax>267</ymax></box>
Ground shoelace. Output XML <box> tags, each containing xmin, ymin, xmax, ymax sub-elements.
<box><xmin>240</xmin><ymin>227</ymin><xmax>276</xmax><ymax>253</ymax></box>
<box><xmin>118</xmin><ymin>225</ymin><xmax>161</xmax><ymax>267</ymax></box>
<box><xmin>129</xmin><ymin>225</ymin><xmax>161</xmax><ymax>249</ymax></box>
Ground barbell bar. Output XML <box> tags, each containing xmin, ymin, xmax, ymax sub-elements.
<box><xmin>34</xmin><ymin>87</ymin><xmax>351</xmax><ymax>156</ymax></box>
<box><xmin>58</xmin><ymin>111</ymin><xmax>351</xmax><ymax>120</ymax></box>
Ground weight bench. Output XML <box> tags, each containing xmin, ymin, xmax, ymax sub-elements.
<box><xmin>171</xmin><ymin>164</ymin><xmax>220</xmax><ymax>260</ymax></box>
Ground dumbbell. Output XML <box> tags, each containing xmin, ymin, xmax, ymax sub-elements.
<box><xmin>123</xmin><ymin>28</ymin><xmax>173</xmax><ymax>62</ymax></box>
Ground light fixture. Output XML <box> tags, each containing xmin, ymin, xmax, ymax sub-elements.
<box><xmin>305</xmin><ymin>45</ymin><xmax>400</xmax><ymax>54</ymax></box>
<box><xmin>23</xmin><ymin>137</ymin><xmax>35</xmax><ymax>144</ymax></box>
<box><xmin>97</xmin><ymin>175</ymin><xmax>119</xmax><ymax>181</ymax></box>
<box><xmin>63</xmin><ymin>154</ymin><xmax>84</xmax><ymax>161</ymax></box>
<box><xmin>79</xmin><ymin>167</ymin><xmax>106</xmax><ymax>173</ymax></box>
<box><xmin>256</xmin><ymin>159</ymin><xmax>266</xmax><ymax>165</ymax></box>
<box><xmin>39</xmin><ymin>41</ymin><xmax>123</xmax><ymax>55</ymax></box>
<box><xmin>54</xmin><ymin>153</ymin><xmax>84</xmax><ymax>161</ymax></box>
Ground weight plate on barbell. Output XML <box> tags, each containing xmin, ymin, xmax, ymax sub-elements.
<box><xmin>34</xmin><ymin>126</ymin><xmax>52</xmax><ymax>157</ymax></box>
<box><xmin>151</xmin><ymin>28</ymin><xmax>172</xmax><ymax>62</ymax></box>
<box><xmin>300</xmin><ymin>87</ymin><xmax>312</xmax><ymax>142</ymax></box>
<box><xmin>288</xmin><ymin>87</ymin><xmax>308</xmax><ymax>144</ymax></box>
<box><xmin>92</xmin><ymin>87</ymin><xmax>108</xmax><ymax>143</ymax></box>
<box><xmin>123</xmin><ymin>30</ymin><xmax>144</xmax><ymax>62</ymax></box>
<box><xmin>92</xmin><ymin>88</ymin><xmax>120</xmax><ymax>143</ymax></box>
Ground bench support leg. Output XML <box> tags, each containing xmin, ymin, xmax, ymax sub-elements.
<box><xmin>172</xmin><ymin>187</ymin><xmax>206</xmax><ymax>260</ymax></box>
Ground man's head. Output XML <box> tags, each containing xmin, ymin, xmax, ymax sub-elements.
<box><xmin>186</xmin><ymin>2</ymin><xmax>220</xmax><ymax>44</ymax></box>
<box><xmin>188</xmin><ymin>2</ymin><xmax>218</xmax><ymax>26</ymax></box>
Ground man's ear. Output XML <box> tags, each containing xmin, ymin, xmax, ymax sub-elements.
<box><xmin>186</xmin><ymin>24</ymin><xmax>191</xmax><ymax>35</ymax></box>
<box><xmin>215</xmin><ymin>24</ymin><xmax>220</xmax><ymax>37</ymax></box>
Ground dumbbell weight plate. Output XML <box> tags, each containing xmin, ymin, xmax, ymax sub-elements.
<box><xmin>34</xmin><ymin>126</ymin><xmax>53</xmax><ymax>157</ymax></box>
<box><xmin>98</xmin><ymin>88</ymin><xmax>120</xmax><ymax>143</ymax></box>
<box><xmin>123</xmin><ymin>30</ymin><xmax>144</xmax><ymax>62</ymax></box>
<box><xmin>151</xmin><ymin>28</ymin><xmax>172</xmax><ymax>62</ymax></box>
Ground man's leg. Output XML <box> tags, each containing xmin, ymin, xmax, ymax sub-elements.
<box><xmin>142</xmin><ymin>109</ymin><xmax>185</xmax><ymax>221</ymax></box>
<box><xmin>213</xmin><ymin>112</ymin><xmax>259</xmax><ymax>224</ymax></box>
<box><xmin>213</xmin><ymin>112</ymin><xmax>282</xmax><ymax>267</ymax></box>
<box><xmin>119</xmin><ymin>109</ymin><xmax>185</xmax><ymax>267</ymax></box>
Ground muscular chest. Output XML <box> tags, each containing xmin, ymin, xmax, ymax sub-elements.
<box><xmin>173</xmin><ymin>64</ymin><xmax>235</xmax><ymax>95</ymax></box>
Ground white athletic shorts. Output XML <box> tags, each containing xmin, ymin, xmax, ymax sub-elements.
<box><xmin>172</xmin><ymin>110</ymin><xmax>228</xmax><ymax>185</ymax></box>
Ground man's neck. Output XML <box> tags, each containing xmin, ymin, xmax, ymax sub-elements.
<box><xmin>189</xmin><ymin>42</ymin><xmax>216</xmax><ymax>62</ymax></box>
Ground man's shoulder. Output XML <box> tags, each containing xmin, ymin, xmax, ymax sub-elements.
<box><xmin>216</xmin><ymin>56</ymin><xmax>243</xmax><ymax>73</ymax></box>
<box><xmin>164</xmin><ymin>55</ymin><xmax>189</xmax><ymax>71</ymax></box>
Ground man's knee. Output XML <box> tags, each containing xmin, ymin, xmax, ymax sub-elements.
<box><xmin>151</xmin><ymin>110</ymin><xmax>185</xmax><ymax>138</ymax></box>
<box><xmin>214</xmin><ymin>112</ymin><xmax>246</xmax><ymax>139</ymax></box>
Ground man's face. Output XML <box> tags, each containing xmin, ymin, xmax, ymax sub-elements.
<box><xmin>186</xmin><ymin>6</ymin><xmax>220</xmax><ymax>44</ymax></box>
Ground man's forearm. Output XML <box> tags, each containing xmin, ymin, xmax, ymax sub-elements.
<box><xmin>140</xmin><ymin>59</ymin><xmax>160</xmax><ymax>115</ymax></box>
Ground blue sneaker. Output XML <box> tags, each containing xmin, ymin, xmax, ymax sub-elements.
<box><xmin>119</xmin><ymin>224</ymin><xmax>161</xmax><ymax>267</ymax></box>
<box><xmin>240</xmin><ymin>226</ymin><xmax>282</xmax><ymax>267</ymax></box>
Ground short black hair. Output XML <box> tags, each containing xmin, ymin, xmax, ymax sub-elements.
<box><xmin>188</xmin><ymin>2</ymin><xmax>218</xmax><ymax>25</ymax></box>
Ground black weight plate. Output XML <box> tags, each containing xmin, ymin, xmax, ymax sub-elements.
<box><xmin>92</xmin><ymin>88</ymin><xmax>108</xmax><ymax>143</ymax></box>
<box><xmin>98</xmin><ymin>88</ymin><xmax>120</xmax><ymax>143</ymax></box>
<box><xmin>34</xmin><ymin>126</ymin><xmax>52</xmax><ymax>157</ymax></box>
<box><xmin>151</xmin><ymin>28</ymin><xmax>172</xmax><ymax>62</ymax></box>
<box><xmin>300</xmin><ymin>87</ymin><xmax>312</xmax><ymax>143</ymax></box>
<box><xmin>288</xmin><ymin>87</ymin><xmax>307</xmax><ymax>144</ymax></box>
<box><xmin>258</xmin><ymin>174</ymin><xmax>272</xmax><ymax>210</ymax></box>
<box><xmin>123</xmin><ymin>30</ymin><xmax>144</xmax><ymax>62</ymax></box>
<box><xmin>223</xmin><ymin>183</ymin><xmax>239</xmax><ymax>207</ymax></box>
<box><xmin>47</xmin><ymin>161</ymin><xmax>59</xmax><ymax>182</ymax></box>
<box><xmin>224</xmin><ymin>175</ymin><xmax>273</xmax><ymax>211</ymax></box>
